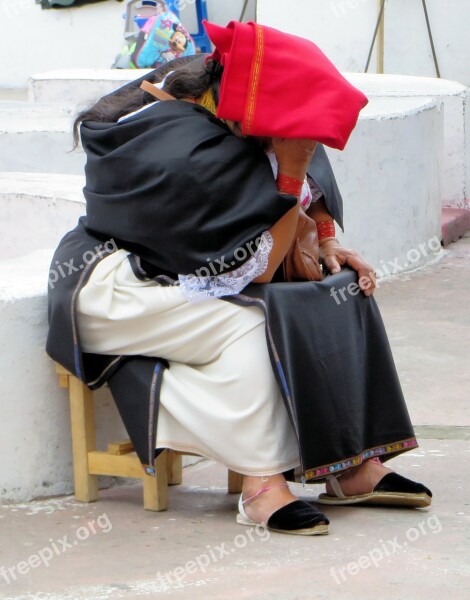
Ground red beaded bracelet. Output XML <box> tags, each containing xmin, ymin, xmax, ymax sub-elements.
<box><xmin>316</xmin><ymin>220</ymin><xmax>336</xmax><ymax>241</ymax></box>
<box><xmin>276</xmin><ymin>173</ymin><xmax>303</xmax><ymax>197</ymax></box>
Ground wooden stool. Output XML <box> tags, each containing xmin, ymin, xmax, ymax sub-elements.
<box><xmin>55</xmin><ymin>364</ymin><xmax>244</xmax><ymax>511</ymax></box>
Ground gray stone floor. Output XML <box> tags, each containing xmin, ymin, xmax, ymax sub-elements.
<box><xmin>1</xmin><ymin>235</ymin><xmax>469</xmax><ymax>600</ymax></box>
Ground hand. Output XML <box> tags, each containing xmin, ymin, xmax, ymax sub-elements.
<box><xmin>319</xmin><ymin>238</ymin><xmax>376</xmax><ymax>297</ymax></box>
<box><xmin>272</xmin><ymin>138</ymin><xmax>317</xmax><ymax>181</ymax></box>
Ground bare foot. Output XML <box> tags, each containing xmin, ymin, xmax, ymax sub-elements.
<box><xmin>241</xmin><ymin>474</ymin><xmax>300</xmax><ymax>524</ymax></box>
<box><xmin>325</xmin><ymin>459</ymin><xmax>392</xmax><ymax>497</ymax></box>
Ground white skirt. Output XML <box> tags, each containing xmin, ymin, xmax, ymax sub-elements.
<box><xmin>76</xmin><ymin>250</ymin><xmax>299</xmax><ymax>476</ymax></box>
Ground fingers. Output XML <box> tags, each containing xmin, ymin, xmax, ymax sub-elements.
<box><xmin>323</xmin><ymin>254</ymin><xmax>341</xmax><ymax>275</ymax></box>
<box><xmin>357</xmin><ymin>269</ymin><xmax>376</xmax><ymax>297</ymax></box>
<box><xmin>321</xmin><ymin>243</ymin><xmax>377</xmax><ymax>296</ymax></box>
<box><xmin>345</xmin><ymin>254</ymin><xmax>376</xmax><ymax>296</ymax></box>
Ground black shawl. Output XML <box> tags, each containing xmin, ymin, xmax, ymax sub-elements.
<box><xmin>81</xmin><ymin>100</ymin><xmax>297</xmax><ymax>277</ymax></box>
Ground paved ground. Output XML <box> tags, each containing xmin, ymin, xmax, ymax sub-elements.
<box><xmin>1</xmin><ymin>235</ymin><xmax>469</xmax><ymax>600</ymax></box>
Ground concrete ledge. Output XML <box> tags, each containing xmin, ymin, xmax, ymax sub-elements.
<box><xmin>0</xmin><ymin>174</ymin><xmax>129</xmax><ymax>502</ymax></box>
<box><xmin>331</xmin><ymin>96</ymin><xmax>444</xmax><ymax>272</ymax></box>
<box><xmin>0</xmin><ymin>173</ymin><xmax>85</xmax><ymax>259</ymax></box>
<box><xmin>29</xmin><ymin>69</ymin><xmax>151</xmax><ymax>108</ymax></box>
<box><xmin>0</xmin><ymin>106</ymin><xmax>84</xmax><ymax>175</ymax></box>
<box><xmin>442</xmin><ymin>207</ymin><xmax>470</xmax><ymax>246</ymax></box>
<box><xmin>345</xmin><ymin>73</ymin><xmax>469</xmax><ymax>209</ymax></box>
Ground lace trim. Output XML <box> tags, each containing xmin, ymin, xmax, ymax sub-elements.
<box><xmin>178</xmin><ymin>231</ymin><xmax>273</xmax><ymax>303</ymax></box>
<box><xmin>307</xmin><ymin>174</ymin><xmax>324</xmax><ymax>205</ymax></box>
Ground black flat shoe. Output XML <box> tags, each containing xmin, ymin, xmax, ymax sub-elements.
<box><xmin>237</xmin><ymin>495</ymin><xmax>329</xmax><ymax>536</ymax></box>
<box><xmin>317</xmin><ymin>472</ymin><xmax>432</xmax><ymax>508</ymax></box>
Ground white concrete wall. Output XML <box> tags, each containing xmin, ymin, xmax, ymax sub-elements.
<box><xmin>0</xmin><ymin>173</ymin><xmax>85</xmax><ymax>258</ymax></box>
<box><xmin>0</xmin><ymin>0</ymin><xmax>255</xmax><ymax>89</ymax></box>
<box><xmin>332</xmin><ymin>97</ymin><xmax>444</xmax><ymax>273</ymax></box>
<box><xmin>2</xmin><ymin>0</ymin><xmax>468</xmax><ymax>88</ymax></box>
<box><xmin>257</xmin><ymin>0</ymin><xmax>470</xmax><ymax>87</ymax></box>
<box><xmin>28</xmin><ymin>69</ymin><xmax>151</xmax><ymax>106</ymax></box>
<box><xmin>0</xmin><ymin>105</ymin><xmax>83</xmax><ymax>175</ymax></box>
<box><xmin>0</xmin><ymin>173</ymin><xmax>129</xmax><ymax>501</ymax></box>
<box><xmin>344</xmin><ymin>74</ymin><xmax>469</xmax><ymax>208</ymax></box>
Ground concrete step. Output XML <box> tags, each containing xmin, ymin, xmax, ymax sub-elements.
<box><xmin>29</xmin><ymin>68</ymin><xmax>151</xmax><ymax>108</ymax></box>
<box><xmin>0</xmin><ymin>99</ymin><xmax>74</xmax><ymax>117</ymax></box>
<box><xmin>442</xmin><ymin>207</ymin><xmax>470</xmax><ymax>245</ymax></box>
<box><xmin>345</xmin><ymin>74</ymin><xmax>470</xmax><ymax>209</ymax></box>
<box><xmin>0</xmin><ymin>104</ymin><xmax>84</xmax><ymax>174</ymax></box>
<box><xmin>0</xmin><ymin>172</ymin><xmax>85</xmax><ymax>259</ymax></box>
<box><xmin>0</xmin><ymin>172</ymin><xmax>128</xmax><ymax>502</ymax></box>
<box><xmin>331</xmin><ymin>96</ymin><xmax>443</xmax><ymax>274</ymax></box>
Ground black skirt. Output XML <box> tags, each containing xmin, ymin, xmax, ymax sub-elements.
<box><xmin>228</xmin><ymin>269</ymin><xmax>417</xmax><ymax>481</ymax></box>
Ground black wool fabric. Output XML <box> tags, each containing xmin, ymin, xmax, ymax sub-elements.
<box><xmin>81</xmin><ymin>100</ymin><xmax>297</xmax><ymax>277</ymax></box>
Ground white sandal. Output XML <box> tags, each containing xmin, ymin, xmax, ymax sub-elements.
<box><xmin>237</xmin><ymin>484</ymin><xmax>330</xmax><ymax>535</ymax></box>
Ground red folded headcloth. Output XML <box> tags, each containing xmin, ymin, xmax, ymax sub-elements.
<box><xmin>203</xmin><ymin>20</ymin><xmax>368</xmax><ymax>150</ymax></box>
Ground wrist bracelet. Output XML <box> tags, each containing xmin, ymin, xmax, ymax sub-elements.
<box><xmin>276</xmin><ymin>173</ymin><xmax>303</xmax><ymax>197</ymax></box>
<box><xmin>316</xmin><ymin>220</ymin><xmax>336</xmax><ymax>241</ymax></box>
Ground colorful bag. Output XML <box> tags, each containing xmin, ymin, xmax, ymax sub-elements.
<box><xmin>132</xmin><ymin>10</ymin><xmax>196</xmax><ymax>69</ymax></box>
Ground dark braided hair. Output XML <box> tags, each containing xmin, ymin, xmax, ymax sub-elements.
<box><xmin>72</xmin><ymin>55</ymin><xmax>224</xmax><ymax>148</ymax></box>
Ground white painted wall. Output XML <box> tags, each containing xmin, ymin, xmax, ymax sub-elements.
<box><xmin>332</xmin><ymin>97</ymin><xmax>444</xmax><ymax>272</ymax></box>
<box><xmin>2</xmin><ymin>1</ymin><xmax>468</xmax><ymax>88</ymax></box>
<box><xmin>0</xmin><ymin>0</ymin><xmax>255</xmax><ymax>89</ymax></box>
<box><xmin>0</xmin><ymin>173</ymin><xmax>85</xmax><ymax>258</ymax></box>
<box><xmin>257</xmin><ymin>0</ymin><xmax>470</xmax><ymax>87</ymax></box>
<box><xmin>0</xmin><ymin>104</ymin><xmax>82</xmax><ymax>175</ymax></box>
<box><xmin>0</xmin><ymin>173</ymin><xmax>129</xmax><ymax>501</ymax></box>
<box><xmin>344</xmin><ymin>74</ymin><xmax>469</xmax><ymax>208</ymax></box>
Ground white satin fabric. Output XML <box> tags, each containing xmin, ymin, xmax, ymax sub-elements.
<box><xmin>76</xmin><ymin>249</ymin><xmax>300</xmax><ymax>475</ymax></box>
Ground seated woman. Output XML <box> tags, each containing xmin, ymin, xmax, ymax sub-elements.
<box><xmin>47</xmin><ymin>21</ymin><xmax>432</xmax><ymax>536</ymax></box>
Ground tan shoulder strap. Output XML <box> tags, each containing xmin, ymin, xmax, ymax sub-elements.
<box><xmin>140</xmin><ymin>80</ymin><xmax>176</xmax><ymax>102</ymax></box>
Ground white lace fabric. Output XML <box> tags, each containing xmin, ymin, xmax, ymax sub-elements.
<box><xmin>178</xmin><ymin>231</ymin><xmax>273</xmax><ymax>303</ymax></box>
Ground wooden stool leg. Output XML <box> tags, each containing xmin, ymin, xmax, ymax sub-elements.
<box><xmin>143</xmin><ymin>450</ymin><xmax>169</xmax><ymax>511</ymax></box>
<box><xmin>69</xmin><ymin>376</ymin><xmax>98</xmax><ymax>503</ymax></box>
<box><xmin>228</xmin><ymin>470</ymin><xmax>244</xmax><ymax>494</ymax></box>
<box><xmin>167</xmin><ymin>450</ymin><xmax>183</xmax><ymax>485</ymax></box>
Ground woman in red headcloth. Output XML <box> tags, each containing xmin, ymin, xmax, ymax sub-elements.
<box><xmin>47</xmin><ymin>22</ymin><xmax>431</xmax><ymax>536</ymax></box>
